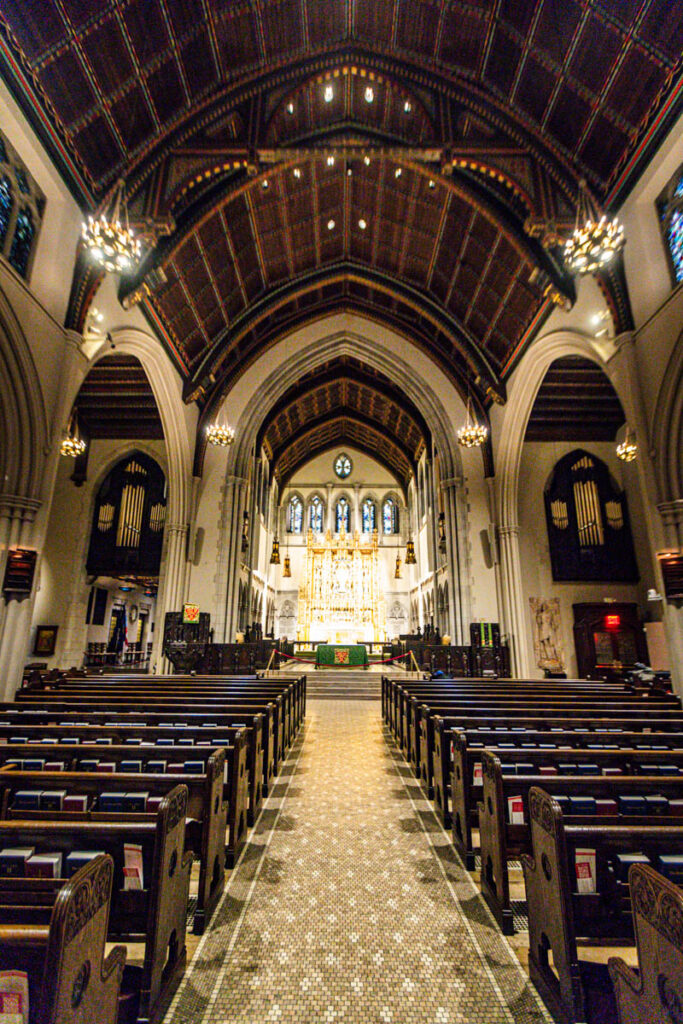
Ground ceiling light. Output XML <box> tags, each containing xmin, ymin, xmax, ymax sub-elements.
<box><xmin>60</xmin><ymin>409</ymin><xmax>86</xmax><ymax>458</ymax></box>
<box><xmin>324</xmin><ymin>84</ymin><xmax>334</xmax><ymax>103</ymax></box>
<box><xmin>261</xmin><ymin>179</ymin><xmax>269</xmax><ymax>189</ymax></box>
<box><xmin>404</xmin><ymin>100</ymin><xmax>412</xmax><ymax>113</ymax></box>
<box><xmin>358</xmin><ymin>218</ymin><xmax>367</xmax><ymax>230</ymax></box>
<box><xmin>327</xmin><ymin>219</ymin><xmax>336</xmax><ymax>230</ymax></box>
<box><xmin>428</xmin><ymin>179</ymin><xmax>436</xmax><ymax>189</ymax></box>
<box><xmin>347</xmin><ymin>166</ymin><xmax>353</xmax><ymax>177</ymax></box>
<box><xmin>564</xmin><ymin>179</ymin><xmax>625</xmax><ymax>276</ymax></box>
<box><xmin>395</xmin><ymin>167</ymin><xmax>402</xmax><ymax>178</ymax></box>
<box><xmin>616</xmin><ymin>427</ymin><xmax>638</xmax><ymax>463</ymax></box>
<box><xmin>364</xmin><ymin>86</ymin><xmax>374</xmax><ymax>103</ymax></box>
<box><xmin>286</xmin><ymin>102</ymin><xmax>294</xmax><ymax>114</ymax></box>
<box><xmin>363</xmin><ymin>155</ymin><xmax>371</xmax><ymax>167</ymax></box>
<box><xmin>457</xmin><ymin>397</ymin><xmax>488</xmax><ymax>448</ymax></box>
<box><xmin>206</xmin><ymin>419</ymin><xmax>235</xmax><ymax>447</ymax></box>
<box><xmin>82</xmin><ymin>178</ymin><xmax>141</xmax><ymax>275</ymax></box>
<box><xmin>293</xmin><ymin>167</ymin><xmax>302</xmax><ymax>179</ymax></box>
<box><xmin>327</xmin><ymin>155</ymin><xmax>335</xmax><ymax>167</ymax></box>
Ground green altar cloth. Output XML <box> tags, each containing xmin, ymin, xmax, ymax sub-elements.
<box><xmin>315</xmin><ymin>644</ymin><xmax>369</xmax><ymax>668</ymax></box>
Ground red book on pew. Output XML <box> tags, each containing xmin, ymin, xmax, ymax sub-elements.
<box><xmin>575</xmin><ymin>849</ymin><xmax>596</xmax><ymax>893</ymax></box>
<box><xmin>25</xmin><ymin>853</ymin><xmax>63</xmax><ymax>878</ymax></box>
<box><xmin>507</xmin><ymin>796</ymin><xmax>524</xmax><ymax>824</ymax></box>
<box><xmin>0</xmin><ymin>970</ymin><xmax>29</xmax><ymax>1023</ymax></box>
<box><xmin>538</xmin><ymin>766</ymin><xmax>558</xmax><ymax>776</ymax></box>
<box><xmin>595</xmin><ymin>798</ymin><xmax>617</xmax><ymax>816</ymax></box>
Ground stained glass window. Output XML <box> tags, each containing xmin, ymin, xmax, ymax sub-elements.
<box><xmin>383</xmin><ymin>498</ymin><xmax>399</xmax><ymax>534</ymax></box>
<box><xmin>658</xmin><ymin>169</ymin><xmax>683</xmax><ymax>285</ymax></box>
<box><xmin>0</xmin><ymin>177</ymin><xmax>12</xmax><ymax>250</ymax></box>
<box><xmin>334</xmin><ymin>453</ymin><xmax>352</xmax><ymax>479</ymax></box>
<box><xmin>287</xmin><ymin>495</ymin><xmax>303</xmax><ymax>533</ymax></box>
<box><xmin>9</xmin><ymin>206</ymin><xmax>34</xmax><ymax>278</ymax></box>
<box><xmin>361</xmin><ymin>498</ymin><xmax>376</xmax><ymax>533</ymax></box>
<box><xmin>15</xmin><ymin>166</ymin><xmax>29</xmax><ymax>195</ymax></box>
<box><xmin>335</xmin><ymin>497</ymin><xmax>350</xmax><ymax>532</ymax></box>
<box><xmin>668</xmin><ymin>209</ymin><xmax>683</xmax><ymax>283</ymax></box>
<box><xmin>309</xmin><ymin>495</ymin><xmax>324</xmax><ymax>533</ymax></box>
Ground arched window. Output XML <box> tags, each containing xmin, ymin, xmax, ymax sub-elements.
<box><xmin>361</xmin><ymin>497</ymin><xmax>376</xmax><ymax>533</ymax></box>
<box><xmin>0</xmin><ymin>177</ymin><xmax>13</xmax><ymax>250</ymax></box>
<box><xmin>87</xmin><ymin>453</ymin><xmax>167</xmax><ymax>577</ymax></box>
<box><xmin>336</xmin><ymin>496</ymin><xmax>350</xmax><ymax>533</ymax></box>
<box><xmin>657</xmin><ymin>169</ymin><xmax>683</xmax><ymax>284</ymax></box>
<box><xmin>383</xmin><ymin>497</ymin><xmax>399</xmax><ymax>534</ymax></box>
<box><xmin>287</xmin><ymin>495</ymin><xmax>303</xmax><ymax>533</ymax></box>
<box><xmin>308</xmin><ymin>495</ymin><xmax>324</xmax><ymax>533</ymax></box>
<box><xmin>9</xmin><ymin>207</ymin><xmax>34</xmax><ymax>278</ymax></box>
<box><xmin>544</xmin><ymin>450</ymin><xmax>638</xmax><ymax>582</ymax></box>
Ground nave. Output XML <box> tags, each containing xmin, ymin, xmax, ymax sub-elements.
<box><xmin>167</xmin><ymin>699</ymin><xmax>550</xmax><ymax>1024</ymax></box>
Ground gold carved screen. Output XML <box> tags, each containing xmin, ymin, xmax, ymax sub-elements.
<box><xmin>297</xmin><ymin>527</ymin><xmax>386</xmax><ymax>644</ymax></box>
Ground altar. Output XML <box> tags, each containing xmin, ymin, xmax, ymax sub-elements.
<box><xmin>296</xmin><ymin>526</ymin><xmax>386</xmax><ymax>644</ymax></box>
<box><xmin>315</xmin><ymin>644</ymin><xmax>369</xmax><ymax>669</ymax></box>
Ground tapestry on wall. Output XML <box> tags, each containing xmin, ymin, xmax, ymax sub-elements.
<box><xmin>529</xmin><ymin>597</ymin><xmax>565</xmax><ymax>672</ymax></box>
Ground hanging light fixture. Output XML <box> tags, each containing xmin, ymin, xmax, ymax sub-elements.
<box><xmin>60</xmin><ymin>409</ymin><xmax>87</xmax><ymax>458</ymax></box>
<box><xmin>457</xmin><ymin>396</ymin><xmax>488</xmax><ymax>448</ymax></box>
<box><xmin>394</xmin><ymin>552</ymin><xmax>403</xmax><ymax>579</ymax></box>
<box><xmin>616</xmin><ymin>427</ymin><xmax>638</xmax><ymax>463</ymax></box>
<box><xmin>206</xmin><ymin>416</ymin><xmax>235</xmax><ymax>447</ymax></box>
<box><xmin>270</xmin><ymin>537</ymin><xmax>281</xmax><ymax>564</ymax></box>
<box><xmin>405</xmin><ymin>539</ymin><xmax>417</xmax><ymax>565</ymax></box>
<box><xmin>82</xmin><ymin>179</ymin><xmax>142</xmax><ymax>274</ymax></box>
<box><xmin>564</xmin><ymin>179</ymin><xmax>625</xmax><ymax>276</ymax></box>
<box><xmin>283</xmin><ymin>554</ymin><xmax>291</xmax><ymax>578</ymax></box>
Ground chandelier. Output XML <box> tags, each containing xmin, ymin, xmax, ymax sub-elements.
<box><xmin>82</xmin><ymin>179</ymin><xmax>142</xmax><ymax>274</ymax></box>
<box><xmin>457</xmin><ymin>397</ymin><xmax>488</xmax><ymax>448</ymax></box>
<box><xmin>438</xmin><ymin>512</ymin><xmax>447</xmax><ymax>553</ymax></box>
<box><xmin>405</xmin><ymin>539</ymin><xmax>417</xmax><ymax>565</ymax></box>
<box><xmin>564</xmin><ymin>179</ymin><xmax>625</xmax><ymax>276</ymax></box>
<box><xmin>60</xmin><ymin>410</ymin><xmax>86</xmax><ymax>458</ymax></box>
<box><xmin>270</xmin><ymin>537</ymin><xmax>281</xmax><ymax>565</ymax></box>
<box><xmin>616</xmin><ymin>427</ymin><xmax>637</xmax><ymax>463</ymax></box>
<box><xmin>206</xmin><ymin>418</ymin><xmax>235</xmax><ymax>447</ymax></box>
<box><xmin>283</xmin><ymin>555</ymin><xmax>291</xmax><ymax>578</ymax></box>
<box><xmin>394</xmin><ymin>552</ymin><xmax>403</xmax><ymax>579</ymax></box>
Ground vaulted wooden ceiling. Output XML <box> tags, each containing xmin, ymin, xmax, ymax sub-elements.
<box><xmin>3</xmin><ymin>0</ymin><xmax>680</xmax><ymax>197</ymax></box>
<box><xmin>1</xmin><ymin>0</ymin><xmax>680</xmax><ymax>465</ymax></box>
<box><xmin>525</xmin><ymin>355</ymin><xmax>625</xmax><ymax>442</ymax></box>
<box><xmin>76</xmin><ymin>354</ymin><xmax>163</xmax><ymax>440</ymax></box>
<box><xmin>258</xmin><ymin>355</ymin><xmax>428</xmax><ymax>486</ymax></box>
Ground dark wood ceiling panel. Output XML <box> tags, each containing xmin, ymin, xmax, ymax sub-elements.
<box><xmin>524</xmin><ymin>355</ymin><xmax>626</xmax><ymax>442</ymax></box>
<box><xmin>3</xmin><ymin>0</ymin><xmax>680</xmax><ymax>195</ymax></box>
<box><xmin>76</xmin><ymin>354</ymin><xmax>164</xmax><ymax>440</ymax></box>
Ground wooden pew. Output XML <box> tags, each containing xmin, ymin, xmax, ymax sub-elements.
<box><xmin>414</xmin><ymin>696</ymin><xmax>682</xmax><ymax>794</ymax></box>
<box><xmin>0</xmin><ymin>749</ymin><xmax>237</xmax><ymax>932</ymax></box>
<box><xmin>479</xmin><ymin>752</ymin><xmax>683</xmax><ymax>933</ymax></box>
<box><xmin>435</xmin><ymin>724</ymin><xmax>683</xmax><ymax>829</ymax></box>
<box><xmin>451</xmin><ymin>737</ymin><xmax>683</xmax><ymax>866</ymax></box>
<box><xmin>0</xmin><ymin>785</ymin><xmax>191</xmax><ymax>1024</ymax></box>
<box><xmin>0</xmin><ymin>708</ymin><xmax>268</xmax><ymax>812</ymax></box>
<box><xmin>0</xmin><ymin>853</ymin><xmax>125</xmax><ymax>1024</ymax></box>
<box><xmin>0</xmin><ymin>729</ymin><xmax>250</xmax><ymax>859</ymax></box>
<box><xmin>608</xmin><ymin>863</ymin><xmax>683</xmax><ymax>1024</ymax></box>
<box><xmin>522</xmin><ymin>787</ymin><xmax>683</xmax><ymax>1024</ymax></box>
<box><xmin>8</xmin><ymin>697</ymin><xmax>285</xmax><ymax>779</ymax></box>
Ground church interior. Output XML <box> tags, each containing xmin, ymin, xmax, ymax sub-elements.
<box><xmin>1</xmin><ymin>2</ymin><xmax>683</xmax><ymax>1022</ymax></box>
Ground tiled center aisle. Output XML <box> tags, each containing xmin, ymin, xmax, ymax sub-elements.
<box><xmin>167</xmin><ymin>700</ymin><xmax>552</xmax><ymax>1024</ymax></box>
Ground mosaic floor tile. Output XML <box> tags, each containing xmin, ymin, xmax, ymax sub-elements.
<box><xmin>165</xmin><ymin>700</ymin><xmax>553</xmax><ymax>1024</ymax></box>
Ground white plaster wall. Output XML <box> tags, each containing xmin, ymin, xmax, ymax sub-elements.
<box><xmin>518</xmin><ymin>441</ymin><xmax>656</xmax><ymax>678</ymax></box>
<box><xmin>0</xmin><ymin>78</ymin><xmax>83</xmax><ymax>325</ymax></box>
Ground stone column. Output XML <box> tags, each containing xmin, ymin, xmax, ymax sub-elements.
<box><xmin>151</xmin><ymin>520</ymin><xmax>189</xmax><ymax>671</ymax></box>
<box><xmin>0</xmin><ymin>495</ymin><xmax>42</xmax><ymax>699</ymax></box>
<box><xmin>216</xmin><ymin>475</ymin><xmax>249</xmax><ymax>643</ymax></box>
<box><xmin>353</xmin><ymin>483</ymin><xmax>360</xmax><ymax>534</ymax></box>
<box><xmin>325</xmin><ymin>483</ymin><xmax>333</xmax><ymax>533</ymax></box>
<box><xmin>656</xmin><ymin>500</ymin><xmax>683</xmax><ymax>693</ymax></box>
<box><xmin>498</xmin><ymin>523</ymin><xmax>531</xmax><ymax>676</ymax></box>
